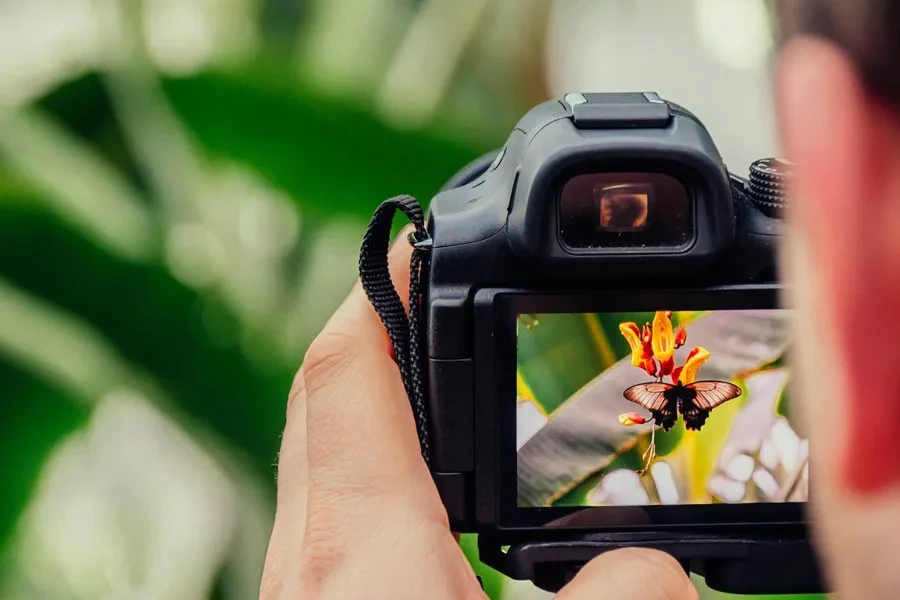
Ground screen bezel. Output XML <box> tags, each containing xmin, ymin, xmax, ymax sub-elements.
<box><xmin>489</xmin><ymin>286</ymin><xmax>805</xmax><ymax>531</ymax></box>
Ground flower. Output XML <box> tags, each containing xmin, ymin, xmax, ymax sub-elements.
<box><xmin>674</xmin><ymin>326</ymin><xmax>687</xmax><ymax>349</ymax></box>
<box><xmin>651</xmin><ymin>311</ymin><xmax>675</xmax><ymax>362</ymax></box>
<box><xmin>658</xmin><ymin>355</ymin><xmax>675</xmax><ymax>377</ymax></box>
<box><xmin>619</xmin><ymin>312</ymin><xmax>712</xmax><ymax>384</ymax></box>
<box><xmin>620</xmin><ymin>322</ymin><xmax>656</xmax><ymax>375</ymax></box>
<box><xmin>619</xmin><ymin>412</ymin><xmax>648</xmax><ymax>426</ymax></box>
<box><xmin>619</xmin><ymin>322</ymin><xmax>645</xmax><ymax>367</ymax></box>
<box><xmin>678</xmin><ymin>347</ymin><xmax>711</xmax><ymax>384</ymax></box>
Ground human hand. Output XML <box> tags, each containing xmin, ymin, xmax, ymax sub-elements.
<box><xmin>259</xmin><ymin>229</ymin><xmax>699</xmax><ymax>599</ymax></box>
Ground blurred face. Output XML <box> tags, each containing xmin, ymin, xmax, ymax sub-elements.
<box><xmin>777</xmin><ymin>36</ymin><xmax>900</xmax><ymax>599</ymax></box>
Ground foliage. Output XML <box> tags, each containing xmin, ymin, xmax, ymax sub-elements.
<box><xmin>0</xmin><ymin>67</ymin><xmax>492</xmax><ymax>597</ymax></box>
<box><xmin>0</xmin><ymin>1</ymin><xmax>821</xmax><ymax>598</ymax></box>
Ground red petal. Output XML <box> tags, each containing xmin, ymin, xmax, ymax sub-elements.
<box><xmin>671</xmin><ymin>366</ymin><xmax>683</xmax><ymax>384</ymax></box>
<box><xmin>619</xmin><ymin>412</ymin><xmax>648</xmax><ymax>426</ymax></box>
<box><xmin>675</xmin><ymin>326</ymin><xmax>687</xmax><ymax>348</ymax></box>
<box><xmin>643</xmin><ymin>358</ymin><xmax>658</xmax><ymax>376</ymax></box>
<box><xmin>659</xmin><ymin>355</ymin><xmax>675</xmax><ymax>376</ymax></box>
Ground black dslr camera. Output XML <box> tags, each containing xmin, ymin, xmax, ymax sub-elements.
<box><xmin>359</xmin><ymin>93</ymin><xmax>821</xmax><ymax>595</ymax></box>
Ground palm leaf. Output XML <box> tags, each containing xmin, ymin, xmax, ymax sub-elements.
<box><xmin>0</xmin><ymin>362</ymin><xmax>89</xmax><ymax>551</ymax></box>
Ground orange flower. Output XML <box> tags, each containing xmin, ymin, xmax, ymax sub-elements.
<box><xmin>678</xmin><ymin>347</ymin><xmax>711</xmax><ymax>384</ymax></box>
<box><xmin>619</xmin><ymin>412</ymin><xmax>648</xmax><ymax>426</ymax></box>
<box><xmin>651</xmin><ymin>311</ymin><xmax>675</xmax><ymax>362</ymax></box>
<box><xmin>620</xmin><ymin>322</ymin><xmax>656</xmax><ymax>375</ymax></box>
<box><xmin>619</xmin><ymin>322</ymin><xmax>646</xmax><ymax>368</ymax></box>
<box><xmin>674</xmin><ymin>326</ymin><xmax>687</xmax><ymax>349</ymax></box>
<box><xmin>620</xmin><ymin>313</ymin><xmax>710</xmax><ymax>382</ymax></box>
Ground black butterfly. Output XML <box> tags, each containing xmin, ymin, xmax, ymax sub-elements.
<box><xmin>623</xmin><ymin>381</ymin><xmax>742</xmax><ymax>432</ymax></box>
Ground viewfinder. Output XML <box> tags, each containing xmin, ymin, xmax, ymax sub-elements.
<box><xmin>559</xmin><ymin>173</ymin><xmax>693</xmax><ymax>250</ymax></box>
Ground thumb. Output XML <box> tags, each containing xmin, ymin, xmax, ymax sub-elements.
<box><xmin>556</xmin><ymin>548</ymin><xmax>698</xmax><ymax>600</ymax></box>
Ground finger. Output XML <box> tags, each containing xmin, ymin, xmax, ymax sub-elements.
<box><xmin>346</xmin><ymin>223</ymin><xmax>416</xmax><ymax>355</ymax></box>
<box><xmin>275</xmin><ymin>222</ymin><xmax>415</xmax><ymax>502</ymax></box>
<box><xmin>556</xmin><ymin>548</ymin><xmax>698</xmax><ymax>600</ymax></box>
<box><xmin>262</xmin><ymin>226</ymin><xmax>424</xmax><ymax>597</ymax></box>
<box><xmin>301</xmin><ymin>225</ymin><xmax>444</xmax><ymax>522</ymax></box>
<box><xmin>260</xmin><ymin>366</ymin><xmax>310</xmax><ymax>599</ymax></box>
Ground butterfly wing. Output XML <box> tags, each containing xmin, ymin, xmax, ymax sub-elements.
<box><xmin>623</xmin><ymin>382</ymin><xmax>678</xmax><ymax>431</ymax></box>
<box><xmin>680</xmin><ymin>381</ymin><xmax>743</xmax><ymax>431</ymax></box>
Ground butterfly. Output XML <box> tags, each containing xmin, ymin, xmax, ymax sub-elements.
<box><xmin>623</xmin><ymin>381</ymin><xmax>742</xmax><ymax>432</ymax></box>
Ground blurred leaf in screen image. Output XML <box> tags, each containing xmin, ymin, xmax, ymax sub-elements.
<box><xmin>0</xmin><ymin>0</ymin><xmax>824</xmax><ymax>599</ymax></box>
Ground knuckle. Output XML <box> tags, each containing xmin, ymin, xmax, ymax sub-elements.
<box><xmin>301</xmin><ymin>330</ymin><xmax>362</xmax><ymax>392</ymax></box>
<box><xmin>286</xmin><ymin>368</ymin><xmax>306</xmax><ymax>414</ymax></box>
<box><xmin>297</xmin><ymin>510</ymin><xmax>352</xmax><ymax>592</ymax></box>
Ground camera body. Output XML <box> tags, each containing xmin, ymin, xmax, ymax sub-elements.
<box><xmin>418</xmin><ymin>93</ymin><xmax>819</xmax><ymax>593</ymax></box>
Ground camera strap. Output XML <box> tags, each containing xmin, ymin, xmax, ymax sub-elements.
<box><xmin>358</xmin><ymin>195</ymin><xmax>432</xmax><ymax>465</ymax></box>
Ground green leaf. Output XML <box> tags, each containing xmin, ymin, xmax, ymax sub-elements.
<box><xmin>0</xmin><ymin>204</ymin><xmax>289</xmax><ymax>477</ymax></box>
<box><xmin>459</xmin><ymin>535</ymin><xmax>504</xmax><ymax>600</ymax></box>
<box><xmin>0</xmin><ymin>360</ymin><xmax>89</xmax><ymax>553</ymax></box>
<box><xmin>161</xmin><ymin>73</ymin><xmax>492</xmax><ymax>218</ymax></box>
<box><xmin>516</xmin><ymin>314</ymin><xmax>615</xmax><ymax>415</ymax></box>
<box><xmin>776</xmin><ymin>377</ymin><xmax>791</xmax><ymax>420</ymax></box>
<box><xmin>34</xmin><ymin>75</ymin><xmax>140</xmax><ymax>182</ymax></box>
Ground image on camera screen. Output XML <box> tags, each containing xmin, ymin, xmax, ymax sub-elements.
<box><xmin>516</xmin><ymin>310</ymin><xmax>807</xmax><ymax>508</ymax></box>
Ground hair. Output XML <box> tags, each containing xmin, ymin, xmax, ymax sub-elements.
<box><xmin>775</xmin><ymin>0</ymin><xmax>900</xmax><ymax>105</ymax></box>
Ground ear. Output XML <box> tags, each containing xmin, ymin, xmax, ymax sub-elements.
<box><xmin>777</xmin><ymin>37</ymin><xmax>900</xmax><ymax>494</ymax></box>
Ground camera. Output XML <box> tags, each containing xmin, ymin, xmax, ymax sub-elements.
<box><xmin>360</xmin><ymin>93</ymin><xmax>821</xmax><ymax>595</ymax></box>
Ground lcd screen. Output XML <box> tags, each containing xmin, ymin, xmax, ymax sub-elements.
<box><xmin>516</xmin><ymin>309</ymin><xmax>805</xmax><ymax>508</ymax></box>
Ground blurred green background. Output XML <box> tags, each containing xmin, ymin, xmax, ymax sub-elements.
<box><xmin>0</xmin><ymin>0</ymin><xmax>821</xmax><ymax>598</ymax></box>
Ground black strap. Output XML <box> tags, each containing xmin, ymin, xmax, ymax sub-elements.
<box><xmin>358</xmin><ymin>195</ymin><xmax>432</xmax><ymax>465</ymax></box>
